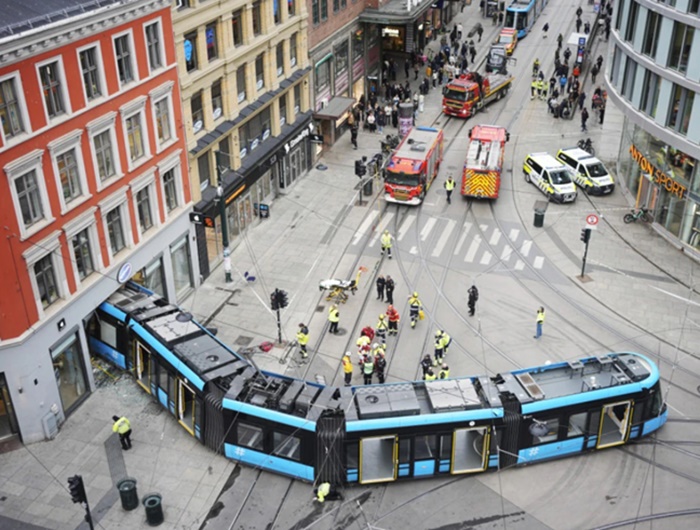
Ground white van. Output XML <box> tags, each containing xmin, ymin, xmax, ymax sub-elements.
<box><xmin>556</xmin><ymin>148</ymin><xmax>615</xmax><ymax>195</ymax></box>
<box><xmin>523</xmin><ymin>153</ymin><xmax>578</xmax><ymax>203</ymax></box>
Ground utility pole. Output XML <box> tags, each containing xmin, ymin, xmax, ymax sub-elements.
<box><xmin>580</xmin><ymin>227</ymin><xmax>592</xmax><ymax>278</ymax></box>
<box><xmin>215</xmin><ymin>151</ymin><xmax>232</xmax><ymax>283</ymax></box>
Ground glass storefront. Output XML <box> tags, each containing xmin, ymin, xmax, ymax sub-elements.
<box><xmin>51</xmin><ymin>333</ymin><xmax>88</xmax><ymax>414</ymax></box>
<box><xmin>132</xmin><ymin>257</ymin><xmax>166</xmax><ymax>298</ymax></box>
<box><xmin>0</xmin><ymin>373</ymin><xmax>19</xmax><ymax>439</ymax></box>
<box><xmin>171</xmin><ymin>235</ymin><xmax>193</xmax><ymax>299</ymax></box>
<box><xmin>618</xmin><ymin>117</ymin><xmax>700</xmax><ymax>251</ymax></box>
<box><xmin>382</xmin><ymin>26</ymin><xmax>405</xmax><ymax>52</ymax></box>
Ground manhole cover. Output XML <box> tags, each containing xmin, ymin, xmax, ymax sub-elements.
<box><xmin>315</xmin><ymin>305</ymin><xmax>325</xmax><ymax>312</ymax></box>
<box><xmin>234</xmin><ymin>335</ymin><xmax>254</xmax><ymax>346</ymax></box>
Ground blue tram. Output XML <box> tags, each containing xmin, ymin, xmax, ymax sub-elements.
<box><xmin>87</xmin><ymin>284</ymin><xmax>667</xmax><ymax>484</ymax></box>
<box><xmin>505</xmin><ymin>0</ymin><xmax>549</xmax><ymax>39</ymax></box>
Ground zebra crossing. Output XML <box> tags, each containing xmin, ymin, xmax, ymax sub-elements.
<box><xmin>351</xmin><ymin>212</ymin><xmax>548</xmax><ymax>273</ymax></box>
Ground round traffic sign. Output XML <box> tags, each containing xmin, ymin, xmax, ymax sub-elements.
<box><xmin>586</xmin><ymin>214</ymin><xmax>599</xmax><ymax>226</ymax></box>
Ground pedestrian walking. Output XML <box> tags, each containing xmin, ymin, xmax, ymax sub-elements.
<box><xmin>438</xmin><ymin>363</ymin><xmax>450</xmax><ymax>379</ymax></box>
<box><xmin>580</xmin><ymin>106</ymin><xmax>589</xmax><ymax>132</ymax></box>
<box><xmin>576</xmin><ymin>5</ymin><xmax>583</xmax><ymax>18</ymax></box>
<box><xmin>376</xmin><ymin>313</ymin><xmax>388</xmax><ymax>346</ymax></box>
<box><xmin>584</xmin><ymin>21</ymin><xmax>590</xmax><ymax>34</ymax></box>
<box><xmin>386</xmin><ymin>304</ymin><xmax>400</xmax><ymax>335</ymax></box>
<box><xmin>596</xmin><ymin>54</ymin><xmax>604</xmax><ymax>71</ymax></box>
<box><xmin>457</xmin><ymin>22</ymin><xmax>463</xmax><ymax>40</ymax></box>
<box><xmin>557</xmin><ymin>33</ymin><xmax>563</xmax><ymax>49</ymax></box>
<box><xmin>414</xmin><ymin>62</ymin><xmax>420</xmax><ymax>80</ymax></box>
<box><xmin>599</xmin><ymin>103</ymin><xmax>606</xmax><ymax>125</ymax></box>
<box><xmin>468</xmin><ymin>285</ymin><xmax>479</xmax><ymax>316</ymax></box>
<box><xmin>385</xmin><ymin>275</ymin><xmax>395</xmax><ymax>304</ymax></box>
<box><xmin>381</xmin><ymin>229</ymin><xmax>393</xmax><ymax>258</ymax></box>
<box><xmin>374</xmin><ymin>348</ymin><xmax>387</xmax><ymax>384</ymax></box>
<box><xmin>296</xmin><ymin>323</ymin><xmax>309</xmax><ymax>359</ymax></box>
<box><xmin>404</xmin><ymin>58</ymin><xmax>410</xmax><ymax>79</ymax></box>
<box><xmin>408</xmin><ymin>292</ymin><xmax>422</xmax><ymax>329</ymax></box>
<box><xmin>469</xmin><ymin>43</ymin><xmax>476</xmax><ymax>64</ymax></box>
<box><xmin>461</xmin><ymin>0</ymin><xmax>467</xmax><ymax>12</ymax></box>
<box><xmin>342</xmin><ymin>353</ymin><xmax>353</xmax><ymax>386</ymax></box>
<box><xmin>578</xmin><ymin>91</ymin><xmax>586</xmax><ymax>111</ymax></box>
<box><xmin>575</xmin><ymin>17</ymin><xmax>582</xmax><ymax>33</ymax></box>
<box><xmin>591</xmin><ymin>64</ymin><xmax>599</xmax><ymax>84</ymax></box>
<box><xmin>350</xmin><ymin>123</ymin><xmax>358</xmax><ymax>150</ymax></box>
<box><xmin>563</xmin><ymin>48</ymin><xmax>571</xmax><ymax>64</ymax></box>
<box><xmin>376</xmin><ymin>275</ymin><xmax>386</xmax><ymax>301</ymax></box>
<box><xmin>362</xmin><ymin>354</ymin><xmax>374</xmax><ymax>385</ymax></box>
<box><xmin>477</xmin><ymin>24</ymin><xmax>484</xmax><ymax>42</ymax></box>
<box><xmin>328</xmin><ymin>304</ymin><xmax>340</xmax><ymax>334</ymax></box>
<box><xmin>420</xmin><ymin>354</ymin><xmax>433</xmax><ymax>376</ymax></box>
<box><xmin>542</xmin><ymin>22</ymin><xmax>549</xmax><ymax>38</ymax></box>
<box><xmin>534</xmin><ymin>306</ymin><xmax>545</xmax><ymax>339</ymax></box>
<box><xmin>444</xmin><ymin>175</ymin><xmax>455</xmax><ymax>204</ymax></box>
<box><xmin>112</xmin><ymin>415</ymin><xmax>132</xmax><ymax>450</ymax></box>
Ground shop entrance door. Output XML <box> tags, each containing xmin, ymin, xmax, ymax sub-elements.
<box><xmin>237</xmin><ymin>193</ymin><xmax>254</xmax><ymax>233</ymax></box>
<box><xmin>0</xmin><ymin>373</ymin><xmax>19</xmax><ymax>440</ymax></box>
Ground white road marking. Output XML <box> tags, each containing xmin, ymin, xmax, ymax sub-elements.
<box><xmin>464</xmin><ymin>236</ymin><xmax>481</xmax><ymax>262</ymax></box>
<box><xmin>432</xmin><ymin>219</ymin><xmax>456</xmax><ymax>257</ymax></box>
<box><xmin>509</xmin><ymin>228</ymin><xmax>519</xmax><ymax>241</ymax></box>
<box><xmin>353</xmin><ymin>210</ymin><xmax>379</xmax><ymax>246</ymax></box>
<box><xmin>520</xmin><ymin>240</ymin><xmax>533</xmax><ymax>257</ymax></box>
<box><xmin>397</xmin><ymin>214</ymin><xmax>416</xmax><ymax>241</ymax></box>
<box><xmin>480</xmin><ymin>251</ymin><xmax>492</xmax><ymax>265</ymax></box>
<box><xmin>489</xmin><ymin>229</ymin><xmax>502</xmax><ymax>246</ymax></box>
<box><xmin>500</xmin><ymin>246</ymin><xmax>512</xmax><ymax>261</ymax></box>
<box><xmin>533</xmin><ymin>256</ymin><xmax>544</xmax><ymax>269</ymax></box>
<box><xmin>514</xmin><ymin>260</ymin><xmax>525</xmax><ymax>270</ymax></box>
<box><xmin>454</xmin><ymin>222</ymin><xmax>472</xmax><ymax>254</ymax></box>
<box><xmin>410</xmin><ymin>246</ymin><xmax>418</xmax><ymax>254</ymax></box>
<box><xmin>368</xmin><ymin>212</ymin><xmax>395</xmax><ymax>247</ymax></box>
<box><xmin>421</xmin><ymin>217</ymin><xmax>437</xmax><ymax>240</ymax></box>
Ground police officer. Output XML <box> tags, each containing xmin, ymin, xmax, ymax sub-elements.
<box><xmin>434</xmin><ymin>330</ymin><xmax>445</xmax><ymax>366</ymax></box>
<box><xmin>408</xmin><ymin>292</ymin><xmax>422</xmax><ymax>329</ymax></box>
<box><xmin>531</xmin><ymin>77</ymin><xmax>538</xmax><ymax>100</ymax></box>
<box><xmin>328</xmin><ymin>305</ymin><xmax>340</xmax><ymax>334</ymax></box>
<box><xmin>296</xmin><ymin>323</ymin><xmax>309</xmax><ymax>359</ymax></box>
<box><xmin>424</xmin><ymin>368</ymin><xmax>437</xmax><ymax>382</ymax></box>
<box><xmin>362</xmin><ymin>354</ymin><xmax>375</xmax><ymax>385</ymax></box>
<box><xmin>468</xmin><ymin>284</ymin><xmax>479</xmax><ymax>316</ymax></box>
<box><xmin>374</xmin><ymin>347</ymin><xmax>387</xmax><ymax>384</ymax></box>
<box><xmin>381</xmin><ymin>230</ymin><xmax>393</xmax><ymax>258</ymax></box>
<box><xmin>376</xmin><ymin>275</ymin><xmax>386</xmax><ymax>301</ymax></box>
<box><xmin>386</xmin><ymin>304</ymin><xmax>400</xmax><ymax>335</ymax></box>
<box><xmin>421</xmin><ymin>354</ymin><xmax>433</xmax><ymax>376</ymax></box>
<box><xmin>342</xmin><ymin>353</ymin><xmax>353</xmax><ymax>387</ymax></box>
<box><xmin>375</xmin><ymin>314</ymin><xmax>388</xmax><ymax>347</ymax></box>
<box><xmin>438</xmin><ymin>363</ymin><xmax>450</xmax><ymax>379</ymax></box>
<box><xmin>112</xmin><ymin>415</ymin><xmax>132</xmax><ymax>450</ymax></box>
<box><xmin>444</xmin><ymin>175</ymin><xmax>456</xmax><ymax>204</ymax></box>
<box><xmin>440</xmin><ymin>330</ymin><xmax>452</xmax><ymax>356</ymax></box>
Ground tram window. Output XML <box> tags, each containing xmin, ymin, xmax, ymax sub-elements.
<box><xmin>273</xmin><ymin>432</ymin><xmax>300</xmax><ymax>461</ymax></box>
<box><xmin>650</xmin><ymin>383</ymin><xmax>663</xmax><ymax>416</ymax></box>
<box><xmin>632</xmin><ymin>402</ymin><xmax>644</xmax><ymax>425</ymax></box>
<box><xmin>346</xmin><ymin>443</ymin><xmax>359</xmax><ymax>468</ymax></box>
<box><xmin>439</xmin><ymin>434</ymin><xmax>452</xmax><ymax>460</ymax></box>
<box><xmin>588</xmin><ymin>411</ymin><xmax>600</xmax><ymax>434</ymax></box>
<box><xmin>157</xmin><ymin>363</ymin><xmax>168</xmax><ymax>393</ymax></box>
<box><xmin>398</xmin><ymin>438</ymin><xmax>410</xmax><ymax>463</ymax></box>
<box><xmin>532</xmin><ymin>418</ymin><xmax>559</xmax><ymax>445</ymax></box>
<box><xmin>414</xmin><ymin>435</ymin><xmax>437</xmax><ymax>459</ymax></box>
<box><xmin>168</xmin><ymin>375</ymin><xmax>177</xmax><ymax>404</ymax></box>
<box><xmin>567</xmin><ymin>412</ymin><xmax>587</xmax><ymax>437</ymax></box>
<box><xmin>238</xmin><ymin>423</ymin><xmax>264</xmax><ymax>450</ymax></box>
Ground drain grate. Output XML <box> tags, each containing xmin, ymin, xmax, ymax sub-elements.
<box><xmin>234</xmin><ymin>335</ymin><xmax>254</xmax><ymax>346</ymax></box>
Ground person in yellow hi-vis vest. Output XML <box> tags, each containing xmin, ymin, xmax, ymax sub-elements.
<box><xmin>296</xmin><ymin>323</ymin><xmax>309</xmax><ymax>359</ymax></box>
<box><xmin>328</xmin><ymin>305</ymin><xmax>340</xmax><ymax>334</ymax></box>
<box><xmin>534</xmin><ymin>307</ymin><xmax>545</xmax><ymax>339</ymax></box>
<box><xmin>408</xmin><ymin>292</ymin><xmax>422</xmax><ymax>328</ymax></box>
<box><xmin>444</xmin><ymin>175</ymin><xmax>456</xmax><ymax>204</ymax></box>
<box><xmin>381</xmin><ymin>230</ymin><xmax>393</xmax><ymax>259</ymax></box>
<box><xmin>112</xmin><ymin>415</ymin><xmax>132</xmax><ymax>450</ymax></box>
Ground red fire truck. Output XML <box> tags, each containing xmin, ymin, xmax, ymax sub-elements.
<box><xmin>462</xmin><ymin>125</ymin><xmax>509</xmax><ymax>199</ymax></box>
<box><xmin>442</xmin><ymin>72</ymin><xmax>513</xmax><ymax>118</ymax></box>
<box><xmin>384</xmin><ymin>127</ymin><xmax>444</xmax><ymax>205</ymax></box>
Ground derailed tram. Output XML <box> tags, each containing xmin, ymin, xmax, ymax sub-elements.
<box><xmin>87</xmin><ymin>283</ymin><xmax>668</xmax><ymax>484</ymax></box>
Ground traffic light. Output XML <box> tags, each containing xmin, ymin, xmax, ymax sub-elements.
<box><xmin>68</xmin><ymin>475</ymin><xmax>86</xmax><ymax>504</ymax></box>
<box><xmin>580</xmin><ymin>228</ymin><xmax>591</xmax><ymax>244</ymax></box>
<box><xmin>355</xmin><ymin>159</ymin><xmax>366</xmax><ymax>177</ymax></box>
<box><xmin>276</xmin><ymin>289</ymin><xmax>289</xmax><ymax>309</ymax></box>
<box><xmin>270</xmin><ymin>289</ymin><xmax>279</xmax><ymax>311</ymax></box>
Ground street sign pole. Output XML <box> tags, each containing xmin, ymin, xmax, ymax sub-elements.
<box><xmin>276</xmin><ymin>308</ymin><xmax>282</xmax><ymax>344</ymax></box>
<box><xmin>581</xmin><ymin>238</ymin><xmax>589</xmax><ymax>278</ymax></box>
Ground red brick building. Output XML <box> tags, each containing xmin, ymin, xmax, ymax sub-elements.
<box><xmin>0</xmin><ymin>0</ymin><xmax>198</xmax><ymax>444</ymax></box>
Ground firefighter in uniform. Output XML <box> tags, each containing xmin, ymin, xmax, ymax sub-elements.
<box><xmin>357</xmin><ymin>333</ymin><xmax>371</xmax><ymax>364</ymax></box>
<box><xmin>362</xmin><ymin>354</ymin><xmax>375</xmax><ymax>385</ymax></box>
<box><xmin>342</xmin><ymin>353</ymin><xmax>353</xmax><ymax>386</ymax></box>
<box><xmin>381</xmin><ymin>230</ymin><xmax>393</xmax><ymax>258</ymax></box>
<box><xmin>328</xmin><ymin>305</ymin><xmax>340</xmax><ymax>333</ymax></box>
<box><xmin>386</xmin><ymin>305</ymin><xmax>400</xmax><ymax>335</ymax></box>
<box><xmin>438</xmin><ymin>363</ymin><xmax>450</xmax><ymax>379</ymax></box>
<box><xmin>440</xmin><ymin>330</ymin><xmax>452</xmax><ymax>356</ymax></box>
<box><xmin>296</xmin><ymin>323</ymin><xmax>309</xmax><ymax>359</ymax></box>
<box><xmin>408</xmin><ymin>292</ymin><xmax>422</xmax><ymax>328</ymax></box>
<box><xmin>375</xmin><ymin>314</ymin><xmax>388</xmax><ymax>347</ymax></box>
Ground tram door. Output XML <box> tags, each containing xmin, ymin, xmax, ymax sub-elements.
<box><xmin>359</xmin><ymin>435</ymin><xmax>397</xmax><ymax>484</ymax></box>
<box><xmin>452</xmin><ymin>427</ymin><xmax>490</xmax><ymax>474</ymax></box>
<box><xmin>134</xmin><ymin>341</ymin><xmax>151</xmax><ymax>394</ymax></box>
<box><xmin>177</xmin><ymin>380</ymin><xmax>196</xmax><ymax>436</ymax></box>
<box><xmin>597</xmin><ymin>401</ymin><xmax>633</xmax><ymax>449</ymax></box>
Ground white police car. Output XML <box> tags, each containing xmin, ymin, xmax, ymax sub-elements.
<box><xmin>556</xmin><ymin>147</ymin><xmax>615</xmax><ymax>195</ymax></box>
<box><xmin>523</xmin><ymin>153</ymin><xmax>578</xmax><ymax>203</ymax></box>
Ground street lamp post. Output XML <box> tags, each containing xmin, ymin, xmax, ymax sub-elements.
<box><xmin>215</xmin><ymin>151</ymin><xmax>232</xmax><ymax>283</ymax></box>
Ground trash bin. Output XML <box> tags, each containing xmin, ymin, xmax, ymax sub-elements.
<box><xmin>363</xmin><ymin>178</ymin><xmax>373</xmax><ymax>197</ymax></box>
<box><xmin>117</xmin><ymin>478</ymin><xmax>138</xmax><ymax>511</ymax></box>
<box><xmin>534</xmin><ymin>209</ymin><xmax>545</xmax><ymax>227</ymax></box>
<box><xmin>143</xmin><ymin>493</ymin><xmax>164</xmax><ymax>526</ymax></box>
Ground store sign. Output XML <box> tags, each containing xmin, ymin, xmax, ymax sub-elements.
<box><xmin>284</xmin><ymin>126</ymin><xmax>310</xmax><ymax>154</ymax></box>
<box><xmin>117</xmin><ymin>262</ymin><xmax>133</xmax><ymax>284</ymax></box>
<box><xmin>629</xmin><ymin>144</ymin><xmax>687</xmax><ymax>199</ymax></box>
<box><xmin>382</xmin><ymin>28</ymin><xmax>401</xmax><ymax>38</ymax></box>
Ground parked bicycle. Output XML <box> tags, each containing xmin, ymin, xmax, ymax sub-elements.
<box><xmin>623</xmin><ymin>207</ymin><xmax>653</xmax><ymax>224</ymax></box>
<box><xmin>577</xmin><ymin>138</ymin><xmax>595</xmax><ymax>156</ymax></box>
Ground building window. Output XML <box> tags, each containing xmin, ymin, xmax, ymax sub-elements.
<box><xmin>237</xmin><ymin>65</ymin><xmax>246</xmax><ymax>102</ymax></box>
<box><xmin>114</xmin><ymin>34</ymin><xmax>135</xmax><ymax>85</ymax></box>
<box><xmin>252</xmin><ymin>2</ymin><xmax>262</xmax><ymax>36</ymax></box>
<box><xmin>333</xmin><ymin>0</ymin><xmax>340</xmax><ymax>13</ymax></box>
<box><xmin>136</xmin><ymin>187</ymin><xmax>153</xmax><ymax>233</ymax></box>
<box><xmin>255</xmin><ymin>55</ymin><xmax>265</xmax><ymax>90</ymax></box>
<box><xmin>39</xmin><ymin>61</ymin><xmax>65</xmax><ymax>118</ymax></box>
<box><xmin>106</xmin><ymin>207</ymin><xmax>126</xmax><ymax>254</ymax></box>
<box><xmin>336</xmin><ymin>41</ymin><xmax>349</xmax><ymax>74</ymax></box>
<box><xmin>232</xmin><ymin>10</ymin><xmax>243</xmax><ymax>46</ymax></box>
<box><xmin>312</xmin><ymin>0</ymin><xmax>319</xmax><ymax>24</ymax></box>
<box><xmin>621</xmin><ymin>60</ymin><xmax>636</xmax><ymax>100</ymax></box>
<box><xmin>206</xmin><ymin>22</ymin><xmax>218</xmax><ymax>62</ymax></box>
<box><xmin>198</xmin><ymin>153</ymin><xmax>211</xmax><ymax>189</ymax></box>
<box><xmin>321</xmin><ymin>0</ymin><xmax>328</xmax><ymax>21</ymax></box>
<box><xmin>126</xmin><ymin>114</ymin><xmax>145</xmax><ymax>161</ymax></box>
<box><xmin>154</xmin><ymin>97</ymin><xmax>172</xmax><ymax>144</ymax></box>
<box><xmin>276</xmin><ymin>43</ymin><xmax>284</xmax><ymax>77</ymax></box>
<box><xmin>72</xmin><ymin>229</ymin><xmax>94</xmax><ymax>280</ymax></box>
<box><xmin>16</xmin><ymin>170</ymin><xmax>45</xmax><ymax>227</ymax></box>
<box><xmin>94</xmin><ymin>130</ymin><xmax>116</xmax><ymax>181</ymax></box>
<box><xmin>642</xmin><ymin>11</ymin><xmax>661</xmax><ymax>58</ymax></box>
<box><xmin>57</xmin><ymin>149</ymin><xmax>82</xmax><ymax>204</ymax></box>
<box><xmin>640</xmin><ymin>70</ymin><xmax>660</xmax><ymax>118</ymax></box>
<box><xmin>315</xmin><ymin>60</ymin><xmax>330</xmax><ymax>91</ymax></box>
<box><xmin>145</xmin><ymin>21</ymin><xmax>163</xmax><ymax>71</ymax></box>
<box><xmin>274</xmin><ymin>0</ymin><xmax>281</xmax><ymax>24</ymax></box>
<box><xmin>51</xmin><ymin>333</ymin><xmax>88</xmax><ymax>413</ymax></box>
<box><xmin>288</xmin><ymin>0</ymin><xmax>295</xmax><ymax>16</ymax></box>
<box><xmin>691</xmin><ymin>0</ymin><xmax>700</xmax><ymax>15</ymax></box>
<box><xmin>34</xmin><ymin>255</ymin><xmax>58</xmax><ymax>308</ymax></box>
<box><xmin>667</xmin><ymin>84</ymin><xmax>694</xmax><ymax>136</ymax></box>
<box><xmin>0</xmin><ymin>76</ymin><xmax>26</xmax><ymax>139</ymax></box>
<box><xmin>290</xmin><ymin>33</ymin><xmax>298</xmax><ymax>67</ymax></box>
<box><xmin>211</xmin><ymin>79</ymin><xmax>223</xmax><ymax>119</ymax></box>
<box><xmin>184</xmin><ymin>31</ymin><xmax>198</xmax><ymax>72</ymax></box>
<box><xmin>624</xmin><ymin>2</ymin><xmax>638</xmax><ymax>43</ymax></box>
<box><xmin>353</xmin><ymin>29</ymin><xmax>364</xmax><ymax>61</ymax></box>
<box><xmin>279</xmin><ymin>92</ymin><xmax>287</xmax><ymax>126</ymax></box>
<box><xmin>79</xmin><ymin>47</ymin><xmax>102</xmax><ymax>101</ymax></box>
<box><xmin>669</xmin><ymin>23</ymin><xmax>694</xmax><ymax>73</ymax></box>
<box><xmin>239</xmin><ymin>107</ymin><xmax>271</xmax><ymax>152</ymax></box>
<box><xmin>163</xmin><ymin>168</ymin><xmax>178</xmax><ymax>212</ymax></box>
<box><xmin>171</xmin><ymin>236</ymin><xmax>192</xmax><ymax>298</ymax></box>
<box><xmin>191</xmin><ymin>91</ymin><xmax>203</xmax><ymax>132</ymax></box>
<box><xmin>294</xmin><ymin>84</ymin><xmax>301</xmax><ymax>114</ymax></box>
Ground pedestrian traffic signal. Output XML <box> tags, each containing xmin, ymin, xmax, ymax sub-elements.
<box><xmin>270</xmin><ymin>290</ymin><xmax>279</xmax><ymax>311</ymax></box>
<box><xmin>580</xmin><ymin>228</ymin><xmax>591</xmax><ymax>243</ymax></box>
<box><xmin>276</xmin><ymin>289</ymin><xmax>289</xmax><ymax>309</ymax></box>
<box><xmin>68</xmin><ymin>475</ymin><xmax>86</xmax><ymax>504</ymax></box>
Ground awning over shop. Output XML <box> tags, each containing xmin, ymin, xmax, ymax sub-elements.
<box><xmin>313</xmin><ymin>97</ymin><xmax>356</xmax><ymax>120</ymax></box>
